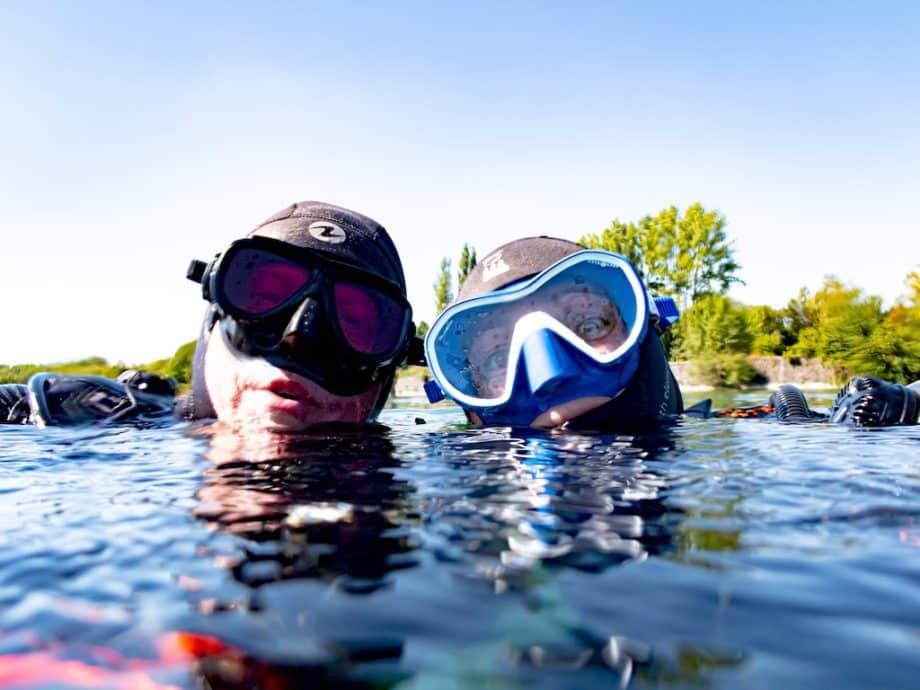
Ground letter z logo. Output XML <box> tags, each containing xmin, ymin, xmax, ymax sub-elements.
<box><xmin>308</xmin><ymin>221</ymin><xmax>347</xmax><ymax>244</ymax></box>
<box><xmin>482</xmin><ymin>251</ymin><xmax>510</xmax><ymax>281</ymax></box>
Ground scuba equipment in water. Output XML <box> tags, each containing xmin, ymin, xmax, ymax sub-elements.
<box><xmin>15</xmin><ymin>372</ymin><xmax>176</xmax><ymax>427</ymax></box>
<box><xmin>0</xmin><ymin>384</ymin><xmax>29</xmax><ymax>424</ymax></box>
<box><xmin>829</xmin><ymin>375</ymin><xmax>920</xmax><ymax>426</ymax></box>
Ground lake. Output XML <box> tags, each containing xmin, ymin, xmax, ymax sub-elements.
<box><xmin>1</xmin><ymin>391</ymin><xmax>918</xmax><ymax>688</ymax></box>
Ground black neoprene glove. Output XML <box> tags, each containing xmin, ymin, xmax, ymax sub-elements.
<box><xmin>829</xmin><ymin>375</ymin><xmax>920</xmax><ymax>427</ymax></box>
<box><xmin>0</xmin><ymin>384</ymin><xmax>30</xmax><ymax>424</ymax></box>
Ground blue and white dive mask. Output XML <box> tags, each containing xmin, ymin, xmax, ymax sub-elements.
<box><xmin>424</xmin><ymin>250</ymin><xmax>678</xmax><ymax>426</ymax></box>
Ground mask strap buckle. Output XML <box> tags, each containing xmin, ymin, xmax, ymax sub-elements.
<box><xmin>653</xmin><ymin>297</ymin><xmax>680</xmax><ymax>331</ymax></box>
<box><xmin>424</xmin><ymin>380</ymin><xmax>445</xmax><ymax>403</ymax></box>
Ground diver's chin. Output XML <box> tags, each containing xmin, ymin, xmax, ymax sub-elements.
<box><xmin>229</xmin><ymin>391</ymin><xmax>312</xmax><ymax>432</ymax></box>
<box><xmin>530</xmin><ymin>396</ymin><xmax>613</xmax><ymax>429</ymax></box>
<box><xmin>465</xmin><ymin>410</ymin><xmax>484</xmax><ymax>426</ymax></box>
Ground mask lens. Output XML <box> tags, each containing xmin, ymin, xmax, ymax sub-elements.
<box><xmin>427</xmin><ymin>251</ymin><xmax>645</xmax><ymax>403</ymax></box>
<box><xmin>334</xmin><ymin>282</ymin><xmax>406</xmax><ymax>355</ymax></box>
<box><xmin>222</xmin><ymin>248</ymin><xmax>312</xmax><ymax>317</ymax></box>
<box><xmin>466</xmin><ymin>316</ymin><xmax>514</xmax><ymax>397</ymax></box>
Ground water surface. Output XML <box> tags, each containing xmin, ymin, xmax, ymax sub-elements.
<box><xmin>1</xmin><ymin>392</ymin><xmax>919</xmax><ymax>688</ymax></box>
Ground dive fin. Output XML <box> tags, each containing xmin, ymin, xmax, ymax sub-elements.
<box><xmin>683</xmin><ymin>399</ymin><xmax>712</xmax><ymax>418</ymax></box>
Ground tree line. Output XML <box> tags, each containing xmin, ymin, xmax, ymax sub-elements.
<box><xmin>431</xmin><ymin>202</ymin><xmax>920</xmax><ymax>386</ymax></box>
<box><xmin>0</xmin><ymin>342</ymin><xmax>196</xmax><ymax>388</ymax></box>
<box><xmin>3</xmin><ymin>205</ymin><xmax>917</xmax><ymax>390</ymax></box>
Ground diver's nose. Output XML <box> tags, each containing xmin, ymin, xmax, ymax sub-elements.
<box><xmin>521</xmin><ymin>330</ymin><xmax>582</xmax><ymax>398</ymax></box>
<box><xmin>281</xmin><ymin>297</ymin><xmax>324</xmax><ymax>348</ymax></box>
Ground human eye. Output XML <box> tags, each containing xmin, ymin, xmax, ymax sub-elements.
<box><xmin>556</xmin><ymin>292</ymin><xmax>625</xmax><ymax>344</ymax></box>
<box><xmin>468</xmin><ymin>326</ymin><xmax>512</xmax><ymax>396</ymax></box>
<box><xmin>572</xmin><ymin>315</ymin><xmax>615</xmax><ymax>342</ymax></box>
<box><xmin>471</xmin><ymin>349</ymin><xmax>508</xmax><ymax>397</ymax></box>
<box><xmin>480</xmin><ymin>349</ymin><xmax>508</xmax><ymax>376</ymax></box>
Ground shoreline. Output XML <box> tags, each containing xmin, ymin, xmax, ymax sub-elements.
<box><xmin>394</xmin><ymin>356</ymin><xmax>842</xmax><ymax>398</ymax></box>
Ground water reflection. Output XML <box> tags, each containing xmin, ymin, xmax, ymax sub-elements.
<box><xmin>186</xmin><ymin>422</ymin><xmax>748</xmax><ymax>689</ymax></box>
<box><xmin>195</xmin><ymin>426</ymin><xmax>417</xmax><ymax>594</ymax></box>
<box><xmin>419</xmin><ymin>428</ymin><xmax>682</xmax><ymax>581</ymax></box>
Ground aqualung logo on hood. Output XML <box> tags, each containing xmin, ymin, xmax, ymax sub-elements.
<box><xmin>481</xmin><ymin>251</ymin><xmax>510</xmax><ymax>281</ymax></box>
<box><xmin>308</xmin><ymin>221</ymin><xmax>347</xmax><ymax>244</ymax></box>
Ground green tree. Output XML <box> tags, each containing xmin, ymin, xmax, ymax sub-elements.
<box><xmin>416</xmin><ymin>321</ymin><xmax>430</xmax><ymax>338</ymax></box>
<box><xmin>780</xmin><ymin>287</ymin><xmax>818</xmax><ymax>355</ymax></box>
<box><xmin>167</xmin><ymin>340</ymin><xmax>196</xmax><ymax>383</ymax></box>
<box><xmin>843</xmin><ymin>318</ymin><xmax>920</xmax><ymax>382</ymax></box>
<box><xmin>457</xmin><ymin>243</ymin><xmax>478</xmax><ymax>290</ymax></box>
<box><xmin>851</xmin><ymin>270</ymin><xmax>920</xmax><ymax>381</ymax></box>
<box><xmin>433</xmin><ymin>257</ymin><xmax>453</xmax><ymax>314</ymax></box>
<box><xmin>580</xmin><ymin>202</ymin><xmax>742</xmax><ymax>311</ymax></box>
<box><xmin>905</xmin><ymin>270</ymin><xmax>920</xmax><ymax>308</ymax></box>
<box><xmin>433</xmin><ymin>245</ymin><xmax>478</xmax><ymax>313</ymax></box>
<box><xmin>785</xmin><ymin>277</ymin><xmax>876</xmax><ymax>361</ymax></box>
<box><xmin>779</xmin><ymin>275</ymin><xmax>920</xmax><ymax>381</ymax></box>
<box><xmin>668</xmin><ymin>295</ymin><xmax>763</xmax><ymax>388</ymax></box>
<box><xmin>745</xmin><ymin>305</ymin><xmax>790</xmax><ymax>355</ymax></box>
<box><xmin>671</xmin><ymin>294</ymin><xmax>752</xmax><ymax>359</ymax></box>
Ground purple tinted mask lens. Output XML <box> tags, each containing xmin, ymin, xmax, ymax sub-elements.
<box><xmin>334</xmin><ymin>282</ymin><xmax>405</xmax><ymax>355</ymax></box>
<box><xmin>222</xmin><ymin>249</ymin><xmax>312</xmax><ymax>316</ymax></box>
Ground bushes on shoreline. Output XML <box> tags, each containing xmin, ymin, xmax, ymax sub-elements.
<box><xmin>0</xmin><ymin>341</ymin><xmax>196</xmax><ymax>388</ymax></box>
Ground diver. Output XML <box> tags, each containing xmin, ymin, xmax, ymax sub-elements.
<box><xmin>179</xmin><ymin>200</ymin><xmax>423</xmax><ymax>431</ymax></box>
<box><xmin>424</xmin><ymin>236</ymin><xmax>684</xmax><ymax>431</ymax></box>
<box><xmin>0</xmin><ymin>201</ymin><xmax>424</xmax><ymax>430</ymax></box>
<box><xmin>422</xmin><ymin>236</ymin><xmax>920</xmax><ymax>430</ymax></box>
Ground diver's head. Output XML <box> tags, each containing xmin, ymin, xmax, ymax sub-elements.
<box><xmin>425</xmin><ymin>236</ymin><xmax>682</xmax><ymax>430</ymax></box>
<box><xmin>184</xmin><ymin>201</ymin><xmax>416</xmax><ymax>430</ymax></box>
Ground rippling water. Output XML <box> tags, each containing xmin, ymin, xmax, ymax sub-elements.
<box><xmin>1</xmin><ymin>392</ymin><xmax>919</xmax><ymax>688</ymax></box>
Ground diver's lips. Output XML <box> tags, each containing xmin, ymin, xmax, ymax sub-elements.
<box><xmin>264</xmin><ymin>379</ymin><xmax>313</xmax><ymax>403</ymax></box>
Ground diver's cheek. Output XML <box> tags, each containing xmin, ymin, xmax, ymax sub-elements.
<box><xmin>202</xmin><ymin>328</ymin><xmax>244</xmax><ymax>422</ymax></box>
<box><xmin>530</xmin><ymin>396</ymin><xmax>612</xmax><ymax>429</ymax></box>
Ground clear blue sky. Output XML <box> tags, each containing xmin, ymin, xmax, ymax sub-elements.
<box><xmin>3</xmin><ymin>1</ymin><xmax>918</xmax><ymax>364</ymax></box>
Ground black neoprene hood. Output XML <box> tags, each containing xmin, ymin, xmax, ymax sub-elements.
<box><xmin>251</xmin><ymin>201</ymin><xmax>407</xmax><ymax>295</ymax></box>
<box><xmin>457</xmin><ymin>236</ymin><xmax>585</xmax><ymax>301</ymax></box>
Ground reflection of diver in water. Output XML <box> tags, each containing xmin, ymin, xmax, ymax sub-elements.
<box><xmin>185</xmin><ymin>427</ymin><xmax>418</xmax><ymax>688</ymax></box>
<box><xmin>416</xmin><ymin>427</ymin><xmax>691</xmax><ymax>685</ymax></box>
<box><xmin>188</xmin><ymin>424</ymin><xmax>694</xmax><ymax>689</ymax></box>
<box><xmin>428</xmin><ymin>429</ymin><xmax>682</xmax><ymax>572</ymax></box>
<box><xmin>195</xmin><ymin>427</ymin><xmax>417</xmax><ymax>592</ymax></box>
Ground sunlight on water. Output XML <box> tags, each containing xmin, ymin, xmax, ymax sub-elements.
<box><xmin>1</xmin><ymin>394</ymin><xmax>918</xmax><ymax>688</ymax></box>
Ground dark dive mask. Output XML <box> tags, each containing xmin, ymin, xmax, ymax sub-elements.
<box><xmin>187</xmin><ymin>236</ymin><xmax>414</xmax><ymax>396</ymax></box>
